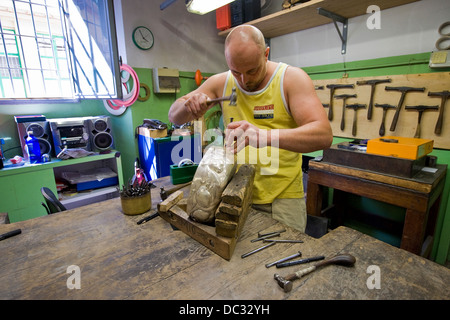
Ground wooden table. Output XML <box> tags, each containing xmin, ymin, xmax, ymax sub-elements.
<box><xmin>306</xmin><ymin>161</ymin><xmax>447</xmax><ymax>255</ymax></box>
<box><xmin>1</xmin><ymin>176</ymin><xmax>449</xmax><ymax>301</ymax></box>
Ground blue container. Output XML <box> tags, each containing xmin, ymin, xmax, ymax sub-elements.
<box><xmin>138</xmin><ymin>134</ymin><xmax>202</xmax><ymax>180</ymax></box>
<box><xmin>26</xmin><ymin>131</ymin><xmax>41</xmax><ymax>164</ymax></box>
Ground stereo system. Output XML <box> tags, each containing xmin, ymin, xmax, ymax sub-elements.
<box><xmin>15</xmin><ymin>115</ymin><xmax>115</xmax><ymax>159</ymax></box>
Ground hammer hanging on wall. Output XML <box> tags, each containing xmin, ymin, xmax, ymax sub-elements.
<box><xmin>335</xmin><ymin>94</ymin><xmax>357</xmax><ymax>131</ymax></box>
<box><xmin>375</xmin><ymin>103</ymin><xmax>396</xmax><ymax>136</ymax></box>
<box><xmin>385</xmin><ymin>86</ymin><xmax>426</xmax><ymax>132</ymax></box>
<box><xmin>356</xmin><ymin>78</ymin><xmax>391</xmax><ymax>120</ymax></box>
<box><xmin>405</xmin><ymin>105</ymin><xmax>439</xmax><ymax>138</ymax></box>
<box><xmin>346</xmin><ymin>103</ymin><xmax>366</xmax><ymax>136</ymax></box>
<box><xmin>427</xmin><ymin>90</ymin><xmax>450</xmax><ymax>135</ymax></box>
<box><xmin>325</xmin><ymin>84</ymin><xmax>355</xmax><ymax>121</ymax></box>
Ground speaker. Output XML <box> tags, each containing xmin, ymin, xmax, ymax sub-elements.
<box><xmin>87</xmin><ymin>116</ymin><xmax>115</xmax><ymax>152</ymax></box>
<box><xmin>16</xmin><ymin>120</ymin><xmax>54</xmax><ymax>160</ymax></box>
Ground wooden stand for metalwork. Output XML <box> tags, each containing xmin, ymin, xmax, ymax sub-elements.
<box><xmin>215</xmin><ymin>165</ymin><xmax>255</xmax><ymax>238</ymax></box>
<box><xmin>157</xmin><ymin>165</ymin><xmax>255</xmax><ymax>260</ymax></box>
<box><xmin>158</xmin><ymin>191</ymin><xmax>238</xmax><ymax>260</ymax></box>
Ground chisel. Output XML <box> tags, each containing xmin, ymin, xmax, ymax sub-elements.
<box><xmin>0</xmin><ymin>229</ymin><xmax>22</xmax><ymax>241</ymax></box>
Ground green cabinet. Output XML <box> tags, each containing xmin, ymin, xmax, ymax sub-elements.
<box><xmin>0</xmin><ymin>152</ymin><xmax>123</xmax><ymax>222</ymax></box>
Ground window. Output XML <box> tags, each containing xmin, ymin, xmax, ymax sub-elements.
<box><xmin>0</xmin><ymin>0</ymin><xmax>121</xmax><ymax>101</ymax></box>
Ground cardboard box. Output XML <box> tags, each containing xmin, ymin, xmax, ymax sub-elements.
<box><xmin>366</xmin><ymin>136</ymin><xmax>433</xmax><ymax>160</ymax></box>
<box><xmin>138</xmin><ymin>126</ymin><xmax>167</xmax><ymax>139</ymax></box>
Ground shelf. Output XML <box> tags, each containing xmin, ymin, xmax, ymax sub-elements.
<box><xmin>60</xmin><ymin>186</ymin><xmax>119</xmax><ymax>210</ymax></box>
<box><xmin>218</xmin><ymin>0</ymin><xmax>419</xmax><ymax>38</ymax></box>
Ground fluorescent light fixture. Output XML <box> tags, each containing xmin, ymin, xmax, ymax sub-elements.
<box><xmin>186</xmin><ymin>0</ymin><xmax>235</xmax><ymax>15</ymax></box>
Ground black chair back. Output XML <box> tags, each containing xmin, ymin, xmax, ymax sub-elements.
<box><xmin>41</xmin><ymin>187</ymin><xmax>66</xmax><ymax>214</ymax></box>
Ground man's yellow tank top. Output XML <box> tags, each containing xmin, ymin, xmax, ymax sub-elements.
<box><xmin>222</xmin><ymin>62</ymin><xmax>304</xmax><ymax>204</ymax></box>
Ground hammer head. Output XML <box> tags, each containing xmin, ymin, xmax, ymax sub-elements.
<box><xmin>274</xmin><ymin>273</ymin><xmax>293</xmax><ymax>292</ymax></box>
<box><xmin>229</xmin><ymin>87</ymin><xmax>237</xmax><ymax>106</ymax></box>
<box><xmin>335</xmin><ymin>94</ymin><xmax>357</xmax><ymax>99</ymax></box>
<box><xmin>356</xmin><ymin>79</ymin><xmax>391</xmax><ymax>86</ymax></box>
<box><xmin>346</xmin><ymin>103</ymin><xmax>366</xmax><ymax>110</ymax></box>
<box><xmin>375</xmin><ymin>103</ymin><xmax>396</xmax><ymax>110</ymax></box>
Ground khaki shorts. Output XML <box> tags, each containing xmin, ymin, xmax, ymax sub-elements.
<box><xmin>252</xmin><ymin>198</ymin><xmax>306</xmax><ymax>232</ymax></box>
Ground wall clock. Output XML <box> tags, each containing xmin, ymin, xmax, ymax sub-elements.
<box><xmin>132</xmin><ymin>26</ymin><xmax>154</xmax><ymax>50</ymax></box>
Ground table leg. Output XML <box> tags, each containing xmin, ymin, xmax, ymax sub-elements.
<box><xmin>306</xmin><ymin>179</ymin><xmax>322</xmax><ymax>216</ymax></box>
<box><xmin>402</xmin><ymin>208</ymin><xmax>427</xmax><ymax>255</ymax></box>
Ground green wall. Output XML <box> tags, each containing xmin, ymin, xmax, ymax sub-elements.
<box><xmin>113</xmin><ymin>68</ymin><xmax>217</xmax><ymax>184</ymax></box>
<box><xmin>303</xmin><ymin>52</ymin><xmax>450</xmax><ymax>265</ymax></box>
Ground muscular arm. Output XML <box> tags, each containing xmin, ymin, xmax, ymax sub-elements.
<box><xmin>274</xmin><ymin>66</ymin><xmax>333</xmax><ymax>153</ymax></box>
<box><xmin>168</xmin><ymin>73</ymin><xmax>227</xmax><ymax>125</ymax></box>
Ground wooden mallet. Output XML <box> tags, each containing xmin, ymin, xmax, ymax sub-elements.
<box><xmin>274</xmin><ymin>254</ymin><xmax>356</xmax><ymax>292</ymax></box>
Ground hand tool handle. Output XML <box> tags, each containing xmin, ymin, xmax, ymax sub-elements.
<box><xmin>435</xmin><ymin>100</ymin><xmax>446</xmax><ymax>135</ymax></box>
<box><xmin>379</xmin><ymin>109</ymin><xmax>387</xmax><ymax>136</ymax></box>
<box><xmin>389</xmin><ymin>93</ymin><xmax>406</xmax><ymax>132</ymax></box>
<box><xmin>352</xmin><ymin>111</ymin><xmax>358</xmax><ymax>136</ymax></box>
<box><xmin>328</xmin><ymin>91</ymin><xmax>334</xmax><ymax>121</ymax></box>
<box><xmin>314</xmin><ymin>253</ymin><xmax>356</xmax><ymax>268</ymax></box>
<box><xmin>137</xmin><ymin>211</ymin><xmax>159</xmax><ymax>225</ymax></box>
<box><xmin>340</xmin><ymin>102</ymin><xmax>346</xmax><ymax>131</ymax></box>
<box><xmin>0</xmin><ymin>228</ymin><xmax>22</xmax><ymax>241</ymax></box>
<box><xmin>207</xmin><ymin>96</ymin><xmax>229</xmax><ymax>104</ymax></box>
<box><xmin>288</xmin><ymin>254</ymin><xmax>355</xmax><ymax>280</ymax></box>
<box><xmin>276</xmin><ymin>255</ymin><xmax>325</xmax><ymax>268</ymax></box>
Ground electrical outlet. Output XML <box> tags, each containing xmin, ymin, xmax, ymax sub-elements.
<box><xmin>429</xmin><ymin>50</ymin><xmax>450</xmax><ymax>68</ymax></box>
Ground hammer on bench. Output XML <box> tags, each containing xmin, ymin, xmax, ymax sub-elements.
<box><xmin>335</xmin><ymin>94</ymin><xmax>357</xmax><ymax>131</ymax></box>
<box><xmin>427</xmin><ymin>90</ymin><xmax>450</xmax><ymax>135</ymax></box>
<box><xmin>326</xmin><ymin>84</ymin><xmax>355</xmax><ymax>121</ymax></box>
<box><xmin>346</xmin><ymin>103</ymin><xmax>366</xmax><ymax>136</ymax></box>
<box><xmin>405</xmin><ymin>105</ymin><xmax>439</xmax><ymax>138</ymax></box>
<box><xmin>356</xmin><ymin>78</ymin><xmax>392</xmax><ymax>120</ymax></box>
<box><xmin>207</xmin><ymin>87</ymin><xmax>237</xmax><ymax>106</ymax></box>
<box><xmin>274</xmin><ymin>254</ymin><xmax>356</xmax><ymax>293</ymax></box>
<box><xmin>385</xmin><ymin>86</ymin><xmax>426</xmax><ymax>132</ymax></box>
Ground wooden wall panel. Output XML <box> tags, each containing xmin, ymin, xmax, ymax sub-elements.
<box><xmin>313</xmin><ymin>72</ymin><xmax>450</xmax><ymax>149</ymax></box>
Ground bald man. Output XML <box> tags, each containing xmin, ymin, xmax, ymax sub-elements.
<box><xmin>169</xmin><ymin>25</ymin><xmax>332</xmax><ymax>232</ymax></box>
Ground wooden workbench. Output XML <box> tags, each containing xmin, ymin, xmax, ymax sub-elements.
<box><xmin>0</xmin><ymin>176</ymin><xmax>449</xmax><ymax>302</ymax></box>
<box><xmin>307</xmin><ymin>160</ymin><xmax>447</xmax><ymax>255</ymax></box>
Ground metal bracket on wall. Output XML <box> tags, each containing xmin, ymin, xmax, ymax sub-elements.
<box><xmin>317</xmin><ymin>7</ymin><xmax>348</xmax><ymax>55</ymax></box>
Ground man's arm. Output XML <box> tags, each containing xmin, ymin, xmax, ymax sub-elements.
<box><xmin>275</xmin><ymin>66</ymin><xmax>333</xmax><ymax>153</ymax></box>
<box><xmin>168</xmin><ymin>73</ymin><xmax>227</xmax><ymax>125</ymax></box>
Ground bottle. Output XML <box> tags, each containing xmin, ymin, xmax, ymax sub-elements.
<box><xmin>25</xmin><ymin>131</ymin><xmax>41</xmax><ymax>164</ymax></box>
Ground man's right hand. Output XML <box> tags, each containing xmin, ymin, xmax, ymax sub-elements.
<box><xmin>183</xmin><ymin>93</ymin><xmax>210</xmax><ymax>119</ymax></box>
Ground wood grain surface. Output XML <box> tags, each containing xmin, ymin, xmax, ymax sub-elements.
<box><xmin>0</xmin><ymin>177</ymin><xmax>449</xmax><ymax>300</ymax></box>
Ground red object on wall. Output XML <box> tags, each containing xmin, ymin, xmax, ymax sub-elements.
<box><xmin>216</xmin><ymin>5</ymin><xmax>231</xmax><ymax>31</ymax></box>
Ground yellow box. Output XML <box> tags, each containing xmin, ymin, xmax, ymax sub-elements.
<box><xmin>366</xmin><ymin>136</ymin><xmax>433</xmax><ymax>160</ymax></box>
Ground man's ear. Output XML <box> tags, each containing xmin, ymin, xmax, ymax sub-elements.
<box><xmin>264</xmin><ymin>47</ymin><xmax>270</xmax><ymax>60</ymax></box>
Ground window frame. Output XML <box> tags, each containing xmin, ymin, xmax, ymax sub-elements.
<box><xmin>0</xmin><ymin>0</ymin><xmax>122</xmax><ymax>103</ymax></box>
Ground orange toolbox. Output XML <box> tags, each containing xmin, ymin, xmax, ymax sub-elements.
<box><xmin>366</xmin><ymin>136</ymin><xmax>433</xmax><ymax>160</ymax></box>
